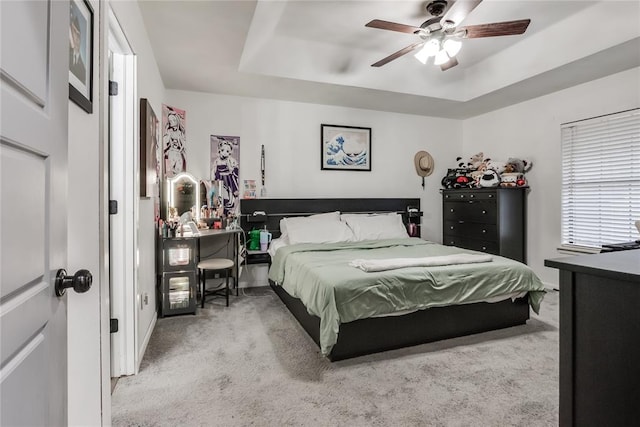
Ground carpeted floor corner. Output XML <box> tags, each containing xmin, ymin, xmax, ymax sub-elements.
<box><xmin>111</xmin><ymin>288</ymin><xmax>559</xmax><ymax>426</ymax></box>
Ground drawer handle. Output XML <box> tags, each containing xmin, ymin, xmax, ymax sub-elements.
<box><xmin>458</xmin><ymin>220</ymin><xmax>465</xmax><ymax>224</ymax></box>
<box><xmin>460</xmin><ymin>194</ymin><xmax>465</xmax><ymax>198</ymax></box>
<box><xmin>450</xmin><ymin>226</ymin><xmax>454</xmax><ymax>230</ymax></box>
<box><xmin>482</xmin><ymin>246</ymin><xmax>487</xmax><ymax>250</ymax></box>
<box><xmin>489</xmin><ymin>194</ymin><xmax>494</xmax><ymax>198</ymax></box>
<box><xmin>450</xmin><ymin>241</ymin><xmax>455</xmax><ymax>245</ymax></box>
<box><xmin>450</xmin><ymin>208</ymin><xmax>455</xmax><ymax>213</ymax></box>
<box><xmin>482</xmin><ymin>229</ymin><xmax>486</xmax><ymax>233</ymax></box>
<box><xmin>482</xmin><ymin>210</ymin><xmax>487</xmax><ymax>214</ymax></box>
<box><xmin>445</xmin><ymin>195</ymin><xmax>450</xmax><ymax>198</ymax></box>
<box><xmin>470</xmin><ymin>194</ymin><xmax>475</xmax><ymax>198</ymax></box>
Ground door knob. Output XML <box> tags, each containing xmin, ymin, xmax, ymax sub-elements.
<box><xmin>55</xmin><ymin>269</ymin><xmax>92</xmax><ymax>297</ymax></box>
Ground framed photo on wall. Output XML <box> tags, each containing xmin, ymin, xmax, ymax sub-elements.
<box><xmin>140</xmin><ymin>98</ymin><xmax>160</xmax><ymax>200</ymax></box>
<box><xmin>321</xmin><ymin>124</ymin><xmax>371</xmax><ymax>171</ymax></box>
<box><xmin>69</xmin><ymin>0</ymin><xmax>94</xmax><ymax>113</ymax></box>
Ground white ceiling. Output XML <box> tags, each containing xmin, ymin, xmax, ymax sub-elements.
<box><xmin>138</xmin><ymin>0</ymin><xmax>640</xmax><ymax>119</ymax></box>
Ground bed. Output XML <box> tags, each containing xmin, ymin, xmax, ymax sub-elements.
<box><xmin>240</xmin><ymin>198</ymin><xmax>546</xmax><ymax>361</ymax></box>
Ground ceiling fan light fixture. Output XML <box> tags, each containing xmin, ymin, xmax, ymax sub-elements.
<box><xmin>443</xmin><ymin>38</ymin><xmax>462</xmax><ymax>57</ymax></box>
<box><xmin>414</xmin><ymin>38</ymin><xmax>440</xmax><ymax>63</ymax></box>
<box><xmin>434</xmin><ymin>49</ymin><xmax>450</xmax><ymax>65</ymax></box>
<box><xmin>414</xmin><ymin>46</ymin><xmax>430</xmax><ymax>64</ymax></box>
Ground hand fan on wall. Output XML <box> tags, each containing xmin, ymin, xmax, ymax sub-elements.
<box><xmin>260</xmin><ymin>145</ymin><xmax>267</xmax><ymax>197</ymax></box>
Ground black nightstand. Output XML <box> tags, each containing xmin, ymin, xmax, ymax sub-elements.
<box><xmin>246</xmin><ymin>250</ymin><xmax>271</xmax><ymax>265</ymax></box>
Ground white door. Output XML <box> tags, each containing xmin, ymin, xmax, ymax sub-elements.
<box><xmin>0</xmin><ymin>1</ymin><xmax>84</xmax><ymax>425</ymax></box>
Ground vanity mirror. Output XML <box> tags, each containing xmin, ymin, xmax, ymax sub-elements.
<box><xmin>166</xmin><ymin>172</ymin><xmax>200</xmax><ymax>220</ymax></box>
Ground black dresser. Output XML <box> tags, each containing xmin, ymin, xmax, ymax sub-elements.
<box><xmin>442</xmin><ymin>188</ymin><xmax>527</xmax><ymax>262</ymax></box>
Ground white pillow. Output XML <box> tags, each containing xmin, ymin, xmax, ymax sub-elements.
<box><xmin>280</xmin><ymin>211</ymin><xmax>340</xmax><ymax>242</ymax></box>
<box><xmin>340</xmin><ymin>212</ymin><xmax>396</xmax><ymax>222</ymax></box>
<box><xmin>286</xmin><ymin>218</ymin><xmax>355</xmax><ymax>244</ymax></box>
<box><xmin>343</xmin><ymin>213</ymin><xmax>409</xmax><ymax>241</ymax></box>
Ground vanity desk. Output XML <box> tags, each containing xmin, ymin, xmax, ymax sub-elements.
<box><xmin>545</xmin><ymin>250</ymin><xmax>640</xmax><ymax>426</ymax></box>
<box><xmin>157</xmin><ymin>228</ymin><xmax>241</xmax><ymax>317</ymax></box>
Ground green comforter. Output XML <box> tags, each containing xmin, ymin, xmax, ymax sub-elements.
<box><xmin>268</xmin><ymin>238</ymin><xmax>546</xmax><ymax>356</ymax></box>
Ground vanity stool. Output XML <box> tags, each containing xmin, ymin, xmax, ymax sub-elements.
<box><xmin>198</xmin><ymin>258</ymin><xmax>234</xmax><ymax>307</ymax></box>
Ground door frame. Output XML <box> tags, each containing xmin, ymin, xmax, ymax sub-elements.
<box><xmin>107</xmin><ymin>8</ymin><xmax>139</xmax><ymax>377</ymax></box>
<box><xmin>98</xmin><ymin>1</ymin><xmax>110</xmax><ymax>422</ymax></box>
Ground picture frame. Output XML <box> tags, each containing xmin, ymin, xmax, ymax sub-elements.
<box><xmin>140</xmin><ymin>98</ymin><xmax>160</xmax><ymax>199</ymax></box>
<box><xmin>69</xmin><ymin>0</ymin><xmax>93</xmax><ymax>113</ymax></box>
<box><xmin>321</xmin><ymin>124</ymin><xmax>371</xmax><ymax>171</ymax></box>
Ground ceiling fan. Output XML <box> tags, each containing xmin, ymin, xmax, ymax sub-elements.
<box><xmin>365</xmin><ymin>0</ymin><xmax>531</xmax><ymax>71</ymax></box>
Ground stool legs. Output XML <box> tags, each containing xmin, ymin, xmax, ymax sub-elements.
<box><xmin>225</xmin><ymin>268</ymin><xmax>229</xmax><ymax>307</ymax></box>
<box><xmin>200</xmin><ymin>268</ymin><xmax>232</xmax><ymax>308</ymax></box>
<box><xmin>201</xmin><ymin>269</ymin><xmax>205</xmax><ymax>308</ymax></box>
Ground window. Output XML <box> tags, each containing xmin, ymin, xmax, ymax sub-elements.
<box><xmin>561</xmin><ymin>108</ymin><xmax>640</xmax><ymax>249</ymax></box>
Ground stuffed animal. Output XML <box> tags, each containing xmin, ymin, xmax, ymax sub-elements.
<box><xmin>500</xmin><ymin>172</ymin><xmax>524</xmax><ymax>187</ymax></box>
<box><xmin>467</xmin><ymin>152</ymin><xmax>485</xmax><ymax>170</ymax></box>
<box><xmin>479</xmin><ymin>170</ymin><xmax>501</xmax><ymax>188</ymax></box>
<box><xmin>460</xmin><ymin>153</ymin><xmax>488</xmax><ymax>186</ymax></box>
<box><xmin>506</xmin><ymin>157</ymin><xmax>533</xmax><ymax>174</ymax></box>
<box><xmin>441</xmin><ymin>169</ymin><xmax>458</xmax><ymax>188</ymax></box>
<box><xmin>441</xmin><ymin>166</ymin><xmax>473</xmax><ymax>189</ymax></box>
<box><xmin>485</xmin><ymin>159</ymin><xmax>507</xmax><ymax>175</ymax></box>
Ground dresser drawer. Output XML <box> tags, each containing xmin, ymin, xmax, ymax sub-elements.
<box><xmin>443</xmin><ymin>201</ymin><xmax>497</xmax><ymax>223</ymax></box>
<box><xmin>442</xmin><ymin>236</ymin><xmax>499</xmax><ymax>255</ymax></box>
<box><xmin>161</xmin><ymin>238</ymin><xmax>197</xmax><ymax>271</ymax></box>
<box><xmin>443</xmin><ymin>191</ymin><xmax>496</xmax><ymax>201</ymax></box>
<box><xmin>444</xmin><ymin>221</ymin><xmax>497</xmax><ymax>241</ymax></box>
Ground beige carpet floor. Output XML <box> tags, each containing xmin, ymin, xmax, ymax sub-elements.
<box><xmin>111</xmin><ymin>287</ymin><xmax>559</xmax><ymax>426</ymax></box>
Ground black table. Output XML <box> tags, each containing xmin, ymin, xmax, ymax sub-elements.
<box><xmin>545</xmin><ymin>251</ymin><xmax>640</xmax><ymax>426</ymax></box>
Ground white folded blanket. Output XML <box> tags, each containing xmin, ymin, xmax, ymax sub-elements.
<box><xmin>349</xmin><ymin>253</ymin><xmax>493</xmax><ymax>272</ymax></box>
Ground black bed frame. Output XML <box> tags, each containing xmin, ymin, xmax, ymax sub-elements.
<box><xmin>240</xmin><ymin>198</ymin><xmax>530</xmax><ymax>361</ymax></box>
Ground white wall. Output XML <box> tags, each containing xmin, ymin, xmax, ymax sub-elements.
<box><xmin>462</xmin><ymin>67</ymin><xmax>640</xmax><ymax>286</ymax></box>
<box><xmin>110</xmin><ymin>0</ymin><xmax>165</xmax><ymax>364</ymax></box>
<box><xmin>67</xmin><ymin>0</ymin><xmax>166</xmax><ymax>423</ymax></box>
<box><xmin>166</xmin><ymin>90</ymin><xmax>462</xmax><ymax>247</ymax></box>
<box><xmin>67</xmin><ymin>1</ymin><xmax>102</xmax><ymax>424</ymax></box>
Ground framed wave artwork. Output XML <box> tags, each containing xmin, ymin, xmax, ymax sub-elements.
<box><xmin>321</xmin><ymin>124</ymin><xmax>371</xmax><ymax>171</ymax></box>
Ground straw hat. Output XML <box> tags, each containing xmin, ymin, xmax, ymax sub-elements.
<box><xmin>414</xmin><ymin>151</ymin><xmax>434</xmax><ymax>177</ymax></box>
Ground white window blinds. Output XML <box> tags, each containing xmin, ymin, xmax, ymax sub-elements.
<box><xmin>561</xmin><ymin>108</ymin><xmax>640</xmax><ymax>248</ymax></box>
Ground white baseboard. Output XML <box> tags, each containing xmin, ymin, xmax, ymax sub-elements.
<box><xmin>238</xmin><ymin>263</ymin><xmax>269</xmax><ymax>288</ymax></box>
<box><xmin>136</xmin><ymin>313</ymin><xmax>157</xmax><ymax>373</ymax></box>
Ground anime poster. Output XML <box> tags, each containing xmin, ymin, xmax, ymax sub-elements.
<box><xmin>210</xmin><ymin>135</ymin><xmax>240</xmax><ymax>216</ymax></box>
<box><xmin>162</xmin><ymin>104</ymin><xmax>186</xmax><ymax>178</ymax></box>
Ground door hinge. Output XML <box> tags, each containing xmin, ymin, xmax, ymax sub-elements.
<box><xmin>109</xmin><ymin>80</ymin><xmax>118</xmax><ymax>96</ymax></box>
<box><xmin>110</xmin><ymin>318</ymin><xmax>119</xmax><ymax>333</ymax></box>
<box><xmin>109</xmin><ymin>200</ymin><xmax>118</xmax><ymax>215</ymax></box>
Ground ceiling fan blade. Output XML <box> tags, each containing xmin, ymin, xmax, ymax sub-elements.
<box><xmin>365</xmin><ymin>19</ymin><xmax>422</xmax><ymax>34</ymax></box>
<box><xmin>371</xmin><ymin>42</ymin><xmax>424</xmax><ymax>67</ymax></box>
<box><xmin>440</xmin><ymin>0</ymin><xmax>483</xmax><ymax>27</ymax></box>
<box><xmin>440</xmin><ymin>56</ymin><xmax>459</xmax><ymax>71</ymax></box>
<box><xmin>460</xmin><ymin>19</ymin><xmax>531</xmax><ymax>38</ymax></box>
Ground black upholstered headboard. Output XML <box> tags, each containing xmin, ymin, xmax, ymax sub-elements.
<box><xmin>239</xmin><ymin>198</ymin><xmax>420</xmax><ymax>238</ymax></box>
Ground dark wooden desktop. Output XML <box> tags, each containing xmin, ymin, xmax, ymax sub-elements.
<box><xmin>545</xmin><ymin>250</ymin><xmax>640</xmax><ymax>426</ymax></box>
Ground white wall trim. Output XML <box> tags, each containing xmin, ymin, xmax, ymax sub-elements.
<box><xmin>108</xmin><ymin>11</ymin><xmax>138</xmax><ymax>377</ymax></box>
<box><xmin>137</xmin><ymin>313</ymin><xmax>157</xmax><ymax>371</ymax></box>
<box><xmin>98</xmin><ymin>1</ymin><xmax>111</xmax><ymax>424</ymax></box>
